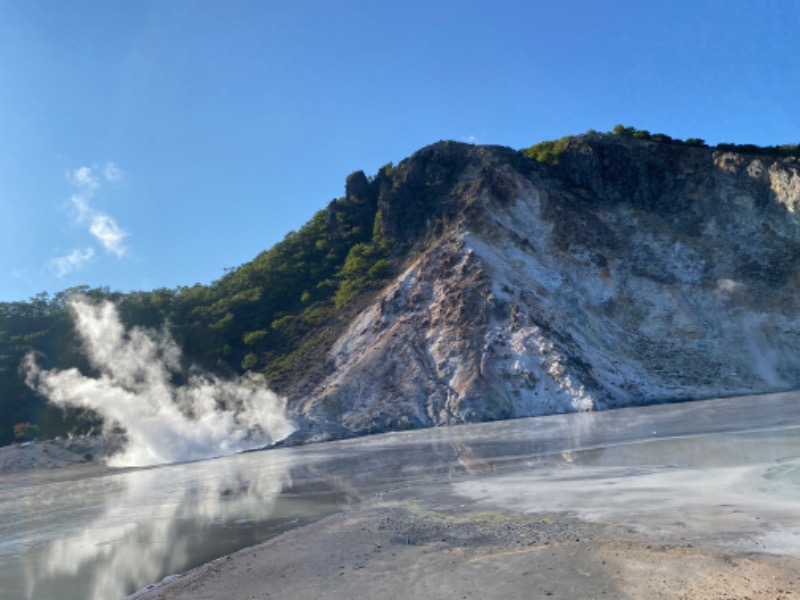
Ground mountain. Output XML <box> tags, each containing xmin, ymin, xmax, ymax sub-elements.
<box><xmin>2</xmin><ymin>130</ymin><xmax>800</xmax><ymax>446</ymax></box>
<box><xmin>285</xmin><ymin>132</ymin><xmax>800</xmax><ymax>440</ymax></box>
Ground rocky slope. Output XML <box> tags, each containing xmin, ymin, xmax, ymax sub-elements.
<box><xmin>289</xmin><ymin>134</ymin><xmax>800</xmax><ymax>439</ymax></box>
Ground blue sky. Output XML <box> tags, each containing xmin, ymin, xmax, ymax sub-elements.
<box><xmin>1</xmin><ymin>0</ymin><xmax>798</xmax><ymax>302</ymax></box>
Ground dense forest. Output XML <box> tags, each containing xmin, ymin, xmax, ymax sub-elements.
<box><xmin>3</xmin><ymin>127</ymin><xmax>798</xmax><ymax>446</ymax></box>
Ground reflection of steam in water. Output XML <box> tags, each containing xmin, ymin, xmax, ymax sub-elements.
<box><xmin>24</xmin><ymin>300</ymin><xmax>294</xmax><ymax>467</ymax></box>
<box><xmin>23</xmin><ymin>455</ymin><xmax>293</xmax><ymax>600</ymax></box>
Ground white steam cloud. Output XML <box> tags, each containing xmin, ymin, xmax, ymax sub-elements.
<box><xmin>24</xmin><ymin>300</ymin><xmax>295</xmax><ymax>467</ymax></box>
<box><xmin>741</xmin><ymin>314</ymin><xmax>789</xmax><ymax>388</ymax></box>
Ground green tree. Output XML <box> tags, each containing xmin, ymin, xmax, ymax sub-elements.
<box><xmin>241</xmin><ymin>353</ymin><xmax>258</xmax><ymax>370</ymax></box>
<box><xmin>522</xmin><ymin>136</ymin><xmax>573</xmax><ymax>165</ymax></box>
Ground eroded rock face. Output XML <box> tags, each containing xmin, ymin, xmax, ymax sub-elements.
<box><xmin>293</xmin><ymin>136</ymin><xmax>800</xmax><ymax>438</ymax></box>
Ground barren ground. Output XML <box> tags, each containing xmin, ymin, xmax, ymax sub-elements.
<box><xmin>135</xmin><ymin>504</ymin><xmax>800</xmax><ymax>600</ymax></box>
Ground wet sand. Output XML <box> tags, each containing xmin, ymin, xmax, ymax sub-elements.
<box><xmin>135</xmin><ymin>503</ymin><xmax>800</xmax><ymax>600</ymax></box>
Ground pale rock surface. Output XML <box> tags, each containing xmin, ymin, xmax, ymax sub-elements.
<box><xmin>292</xmin><ymin>137</ymin><xmax>800</xmax><ymax>437</ymax></box>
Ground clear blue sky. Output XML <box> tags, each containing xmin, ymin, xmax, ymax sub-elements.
<box><xmin>1</xmin><ymin>0</ymin><xmax>798</xmax><ymax>302</ymax></box>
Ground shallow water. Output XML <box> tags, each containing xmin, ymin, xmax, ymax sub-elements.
<box><xmin>0</xmin><ymin>392</ymin><xmax>798</xmax><ymax>600</ymax></box>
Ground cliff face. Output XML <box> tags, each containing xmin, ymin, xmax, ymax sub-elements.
<box><xmin>289</xmin><ymin>135</ymin><xmax>800</xmax><ymax>439</ymax></box>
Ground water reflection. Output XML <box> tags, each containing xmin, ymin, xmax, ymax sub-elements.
<box><xmin>6</xmin><ymin>451</ymin><xmax>359</xmax><ymax>600</ymax></box>
<box><xmin>47</xmin><ymin>468</ymin><xmax>288</xmax><ymax>599</ymax></box>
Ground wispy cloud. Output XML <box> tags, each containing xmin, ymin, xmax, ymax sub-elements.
<box><xmin>70</xmin><ymin>194</ymin><xmax>92</xmax><ymax>223</ymax></box>
<box><xmin>462</xmin><ymin>134</ymin><xmax>479</xmax><ymax>144</ymax></box>
<box><xmin>90</xmin><ymin>214</ymin><xmax>127</xmax><ymax>257</ymax></box>
<box><xmin>69</xmin><ymin>166</ymin><xmax>100</xmax><ymax>190</ymax></box>
<box><xmin>62</xmin><ymin>161</ymin><xmax>129</xmax><ymax>258</ymax></box>
<box><xmin>102</xmin><ymin>161</ymin><xmax>123</xmax><ymax>183</ymax></box>
<box><xmin>50</xmin><ymin>247</ymin><xmax>95</xmax><ymax>277</ymax></box>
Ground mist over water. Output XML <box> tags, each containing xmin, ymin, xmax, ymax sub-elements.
<box><xmin>24</xmin><ymin>300</ymin><xmax>295</xmax><ymax>467</ymax></box>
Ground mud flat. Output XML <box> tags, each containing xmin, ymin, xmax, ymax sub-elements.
<box><xmin>135</xmin><ymin>503</ymin><xmax>799</xmax><ymax>600</ymax></box>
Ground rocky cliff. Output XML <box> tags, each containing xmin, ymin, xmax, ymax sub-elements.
<box><xmin>288</xmin><ymin>134</ymin><xmax>800</xmax><ymax>439</ymax></box>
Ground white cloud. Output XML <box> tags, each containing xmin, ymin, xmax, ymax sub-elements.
<box><xmin>69</xmin><ymin>166</ymin><xmax>99</xmax><ymax>190</ymax></box>
<box><xmin>90</xmin><ymin>214</ymin><xmax>128</xmax><ymax>257</ymax></box>
<box><xmin>56</xmin><ymin>161</ymin><xmax>130</xmax><ymax>265</ymax></box>
<box><xmin>462</xmin><ymin>134</ymin><xmax>479</xmax><ymax>144</ymax></box>
<box><xmin>103</xmin><ymin>161</ymin><xmax>123</xmax><ymax>183</ymax></box>
<box><xmin>69</xmin><ymin>194</ymin><xmax>92</xmax><ymax>223</ymax></box>
<box><xmin>50</xmin><ymin>247</ymin><xmax>95</xmax><ymax>277</ymax></box>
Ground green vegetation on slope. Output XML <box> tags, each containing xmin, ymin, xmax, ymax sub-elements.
<box><xmin>522</xmin><ymin>125</ymin><xmax>799</xmax><ymax>167</ymax></box>
<box><xmin>522</xmin><ymin>136</ymin><xmax>574</xmax><ymax>164</ymax></box>
<box><xmin>610</xmin><ymin>124</ymin><xmax>799</xmax><ymax>157</ymax></box>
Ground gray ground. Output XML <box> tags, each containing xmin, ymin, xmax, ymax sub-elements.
<box><xmin>135</xmin><ymin>503</ymin><xmax>800</xmax><ymax>600</ymax></box>
<box><xmin>0</xmin><ymin>435</ymin><xmax>123</xmax><ymax>483</ymax></box>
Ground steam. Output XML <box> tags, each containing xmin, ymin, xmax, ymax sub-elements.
<box><xmin>741</xmin><ymin>314</ymin><xmax>790</xmax><ymax>388</ymax></box>
<box><xmin>24</xmin><ymin>299</ymin><xmax>295</xmax><ymax>467</ymax></box>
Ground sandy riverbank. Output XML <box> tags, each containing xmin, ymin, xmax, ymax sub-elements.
<box><xmin>135</xmin><ymin>503</ymin><xmax>799</xmax><ymax>600</ymax></box>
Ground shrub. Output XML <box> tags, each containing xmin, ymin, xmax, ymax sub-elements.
<box><xmin>613</xmin><ymin>124</ymin><xmax>651</xmax><ymax>140</ymax></box>
<box><xmin>522</xmin><ymin>136</ymin><xmax>573</xmax><ymax>165</ymax></box>
<box><xmin>651</xmin><ymin>133</ymin><xmax>674</xmax><ymax>143</ymax></box>
<box><xmin>243</xmin><ymin>329</ymin><xmax>268</xmax><ymax>345</ymax></box>
<box><xmin>241</xmin><ymin>353</ymin><xmax>258</xmax><ymax>370</ymax></box>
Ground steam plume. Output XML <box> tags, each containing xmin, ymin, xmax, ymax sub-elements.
<box><xmin>24</xmin><ymin>300</ymin><xmax>295</xmax><ymax>467</ymax></box>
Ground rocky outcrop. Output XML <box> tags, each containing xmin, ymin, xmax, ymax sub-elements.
<box><xmin>290</xmin><ymin>135</ymin><xmax>800</xmax><ymax>439</ymax></box>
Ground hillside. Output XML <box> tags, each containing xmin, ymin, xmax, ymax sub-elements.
<box><xmin>2</xmin><ymin>130</ymin><xmax>800</xmax><ymax>446</ymax></box>
<box><xmin>288</xmin><ymin>133</ymin><xmax>800</xmax><ymax>439</ymax></box>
